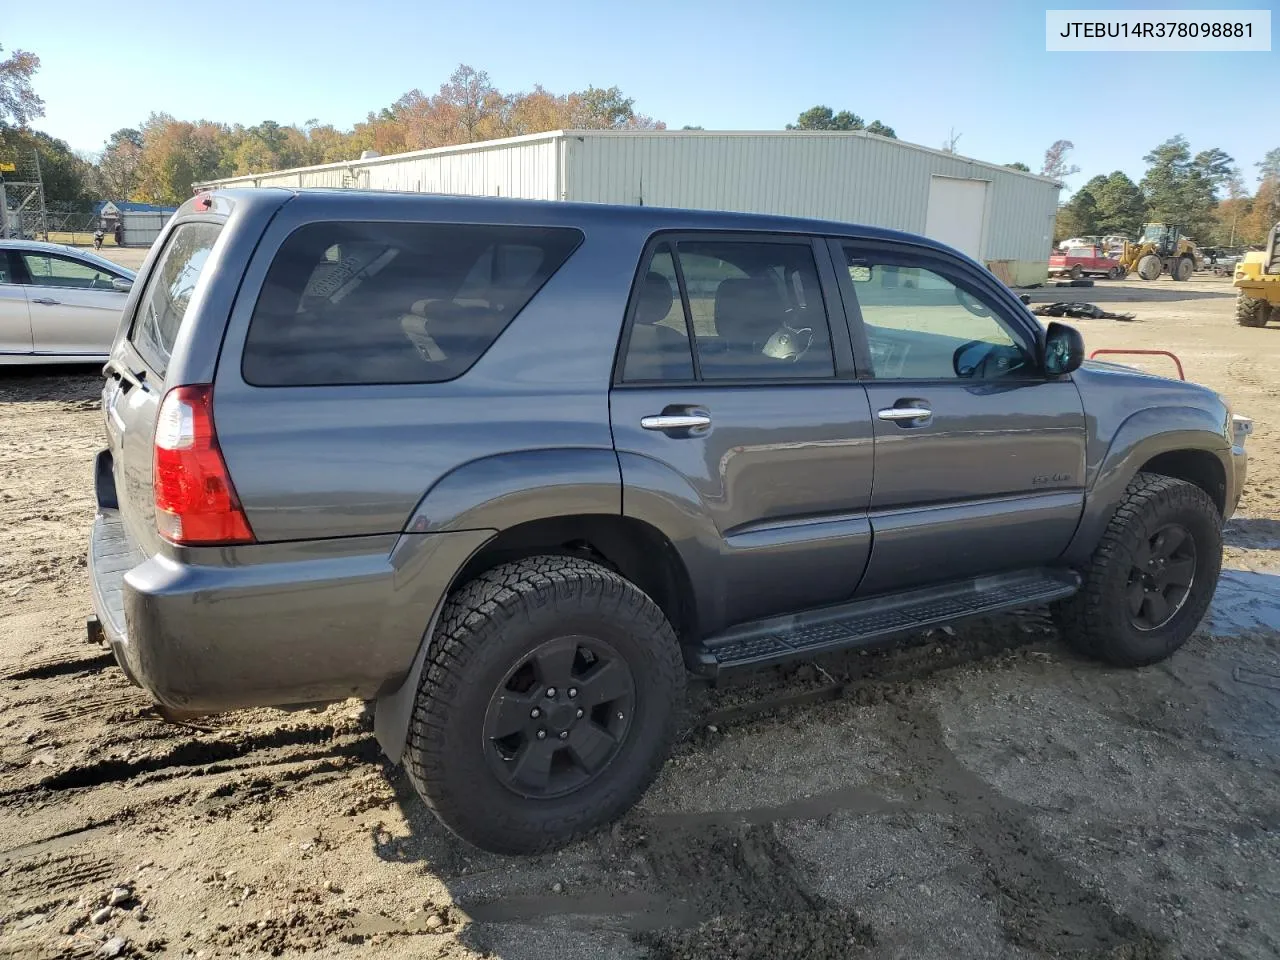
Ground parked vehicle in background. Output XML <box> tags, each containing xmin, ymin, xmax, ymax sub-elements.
<box><xmin>1234</xmin><ymin>222</ymin><xmax>1280</xmax><ymax>327</ymax></box>
<box><xmin>1049</xmin><ymin>244</ymin><xmax>1125</xmax><ymax>279</ymax></box>
<box><xmin>88</xmin><ymin>189</ymin><xmax>1249</xmax><ymax>855</ymax></box>
<box><xmin>0</xmin><ymin>240</ymin><xmax>136</xmax><ymax>363</ymax></box>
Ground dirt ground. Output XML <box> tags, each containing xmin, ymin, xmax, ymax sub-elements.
<box><xmin>1</xmin><ymin>269</ymin><xmax>1277</xmax><ymax>960</ymax></box>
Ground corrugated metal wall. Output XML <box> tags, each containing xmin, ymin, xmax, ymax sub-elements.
<box><xmin>198</xmin><ymin>135</ymin><xmax>560</xmax><ymax>199</ymax></box>
<box><xmin>563</xmin><ymin>133</ymin><xmax>1058</xmax><ymax>263</ymax></box>
<box><xmin>199</xmin><ymin>131</ymin><xmax>1058</xmax><ymax>266</ymax></box>
<box><xmin>361</xmin><ymin>139</ymin><xmax>559</xmax><ymax>198</ymax></box>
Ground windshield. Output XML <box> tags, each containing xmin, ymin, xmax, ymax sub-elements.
<box><xmin>1140</xmin><ymin>224</ymin><xmax>1170</xmax><ymax>243</ymax></box>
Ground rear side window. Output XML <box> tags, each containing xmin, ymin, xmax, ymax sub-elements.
<box><xmin>130</xmin><ymin>222</ymin><xmax>223</xmax><ymax>376</ymax></box>
<box><xmin>242</xmin><ymin>222</ymin><xmax>582</xmax><ymax>387</ymax></box>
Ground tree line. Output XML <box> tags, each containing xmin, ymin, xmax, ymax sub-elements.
<box><xmin>1052</xmin><ymin>137</ymin><xmax>1276</xmax><ymax>247</ymax></box>
<box><xmin>3</xmin><ymin>41</ymin><xmax>1277</xmax><ymax>246</ymax></box>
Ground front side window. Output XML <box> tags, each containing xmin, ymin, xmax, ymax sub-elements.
<box><xmin>20</xmin><ymin>253</ymin><xmax>118</xmax><ymax>290</ymax></box>
<box><xmin>843</xmin><ymin>247</ymin><xmax>1032</xmax><ymax>381</ymax></box>
<box><xmin>621</xmin><ymin>238</ymin><xmax>835</xmax><ymax>382</ymax></box>
<box><xmin>242</xmin><ymin>221</ymin><xmax>582</xmax><ymax>387</ymax></box>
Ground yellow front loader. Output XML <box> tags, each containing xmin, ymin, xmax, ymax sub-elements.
<box><xmin>1234</xmin><ymin>221</ymin><xmax>1280</xmax><ymax>328</ymax></box>
<box><xmin>1117</xmin><ymin>223</ymin><xmax>1199</xmax><ymax>281</ymax></box>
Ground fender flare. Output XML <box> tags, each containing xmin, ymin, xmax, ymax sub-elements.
<box><xmin>375</xmin><ymin>448</ymin><xmax>623</xmax><ymax>762</ymax></box>
<box><xmin>1063</xmin><ymin>406</ymin><xmax>1230</xmax><ymax>565</ymax></box>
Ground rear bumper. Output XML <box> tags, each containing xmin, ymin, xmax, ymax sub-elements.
<box><xmin>89</xmin><ymin>507</ymin><xmax>494</xmax><ymax>712</ymax></box>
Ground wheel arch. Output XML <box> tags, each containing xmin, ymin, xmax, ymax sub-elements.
<box><xmin>1064</xmin><ymin>407</ymin><xmax>1231</xmax><ymax>566</ymax></box>
<box><xmin>375</xmin><ymin>511</ymin><xmax>699</xmax><ymax>765</ymax></box>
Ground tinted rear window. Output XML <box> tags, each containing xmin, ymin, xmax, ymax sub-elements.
<box><xmin>130</xmin><ymin>222</ymin><xmax>222</xmax><ymax>375</ymax></box>
<box><xmin>241</xmin><ymin>221</ymin><xmax>582</xmax><ymax>387</ymax></box>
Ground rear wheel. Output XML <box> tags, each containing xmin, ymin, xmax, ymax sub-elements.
<box><xmin>1170</xmin><ymin>256</ymin><xmax>1194</xmax><ymax>281</ymax></box>
<box><xmin>1137</xmin><ymin>254</ymin><xmax>1163</xmax><ymax>281</ymax></box>
<box><xmin>1235</xmin><ymin>290</ymin><xmax>1272</xmax><ymax>328</ymax></box>
<box><xmin>405</xmin><ymin>556</ymin><xmax>685</xmax><ymax>854</ymax></box>
<box><xmin>1053</xmin><ymin>473</ymin><xmax>1221</xmax><ymax>666</ymax></box>
<box><xmin>1070</xmin><ymin>264</ymin><xmax>1083</xmax><ymax>280</ymax></box>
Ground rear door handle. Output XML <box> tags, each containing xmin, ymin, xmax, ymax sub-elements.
<box><xmin>877</xmin><ymin>405</ymin><xmax>933</xmax><ymax>424</ymax></box>
<box><xmin>31</xmin><ymin>297</ymin><xmax>60</xmax><ymax>306</ymax></box>
<box><xmin>641</xmin><ymin>413</ymin><xmax>712</xmax><ymax>431</ymax></box>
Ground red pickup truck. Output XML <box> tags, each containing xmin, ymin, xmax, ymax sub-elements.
<box><xmin>1049</xmin><ymin>245</ymin><xmax>1125</xmax><ymax>280</ymax></box>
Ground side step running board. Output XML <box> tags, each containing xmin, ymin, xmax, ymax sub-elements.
<box><xmin>691</xmin><ymin>568</ymin><xmax>1079</xmax><ymax>676</ymax></box>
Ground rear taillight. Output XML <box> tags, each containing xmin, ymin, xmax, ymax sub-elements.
<box><xmin>153</xmin><ymin>385</ymin><xmax>254</xmax><ymax>545</ymax></box>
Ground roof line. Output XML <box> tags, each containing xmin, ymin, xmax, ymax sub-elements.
<box><xmin>195</xmin><ymin>129</ymin><xmax>1061</xmax><ymax>189</ymax></box>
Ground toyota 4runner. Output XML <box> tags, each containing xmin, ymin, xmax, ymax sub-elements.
<box><xmin>88</xmin><ymin>189</ymin><xmax>1250</xmax><ymax>854</ymax></box>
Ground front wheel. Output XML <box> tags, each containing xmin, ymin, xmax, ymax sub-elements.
<box><xmin>1053</xmin><ymin>473</ymin><xmax>1221</xmax><ymax>666</ymax></box>
<box><xmin>1137</xmin><ymin>254</ymin><xmax>1163</xmax><ymax>281</ymax></box>
<box><xmin>404</xmin><ymin>556</ymin><xmax>685</xmax><ymax>854</ymax></box>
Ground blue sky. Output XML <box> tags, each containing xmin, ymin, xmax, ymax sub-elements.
<box><xmin>5</xmin><ymin>0</ymin><xmax>1275</xmax><ymax>192</ymax></box>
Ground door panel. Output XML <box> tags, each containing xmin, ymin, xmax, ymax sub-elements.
<box><xmin>612</xmin><ymin>385</ymin><xmax>875</xmax><ymax>631</ymax></box>
<box><xmin>28</xmin><ymin>287</ymin><xmax>128</xmax><ymax>354</ymax></box>
<box><xmin>0</xmin><ymin>255</ymin><xmax>33</xmax><ymax>353</ymax></box>
<box><xmin>835</xmin><ymin>242</ymin><xmax>1087</xmax><ymax>595</ymax></box>
<box><xmin>859</xmin><ymin>380</ymin><xmax>1086</xmax><ymax>593</ymax></box>
<box><xmin>612</xmin><ymin>235</ymin><xmax>873</xmax><ymax>635</ymax></box>
<box><xmin>17</xmin><ymin>251</ymin><xmax>125</xmax><ymax>355</ymax></box>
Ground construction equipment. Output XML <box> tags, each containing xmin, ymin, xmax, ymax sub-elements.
<box><xmin>1116</xmin><ymin>223</ymin><xmax>1199</xmax><ymax>281</ymax></box>
<box><xmin>1233</xmin><ymin>221</ymin><xmax>1280</xmax><ymax>327</ymax></box>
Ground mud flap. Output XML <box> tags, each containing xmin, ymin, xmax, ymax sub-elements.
<box><xmin>373</xmin><ymin>604</ymin><xmax>446</xmax><ymax>765</ymax></box>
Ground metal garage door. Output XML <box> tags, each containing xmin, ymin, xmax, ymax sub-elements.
<box><xmin>924</xmin><ymin>176</ymin><xmax>989</xmax><ymax>259</ymax></box>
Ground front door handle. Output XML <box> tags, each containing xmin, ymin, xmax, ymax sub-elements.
<box><xmin>31</xmin><ymin>297</ymin><xmax>61</xmax><ymax>306</ymax></box>
<box><xmin>641</xmin><ymin>413</ymin><xmax>712</xmax><ymax>431</ymax></box>
<box><xmin>877</xmin><ymin>405</ymin><xmax>932</xmax><ymax>424</ymax></box>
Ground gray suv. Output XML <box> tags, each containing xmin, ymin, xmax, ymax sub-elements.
<box><xmin>89</xmin><ymin>189</ymin><xmax>1250</xmax><ymax>854</ymax></box>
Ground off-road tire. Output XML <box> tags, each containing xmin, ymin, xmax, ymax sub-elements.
<box><xmin>1053</xmin><ymin>473</ymin><xmax>1221</xmax><ymax>667</ymax></box>
<box><xmin>1137</xmin><ymin>254</ymin><xmax>1163</xmax><ymax>281</ymax></box>
<box><xmin>1235</xmin><ymin>290</ymin><xmax>1271</xmax><ymax>328</ymax></box>
<box><xmin>404</xmin><ymin>556</ymin><xmax>685</xmax><ymax>854</ymax></box>
<box><xmin>1170</xmin><ymin>256</ymin><xmax>1194</xmax><ymax>281</ymax></box>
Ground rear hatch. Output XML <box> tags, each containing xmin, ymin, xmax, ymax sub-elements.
<box><xmin>98</xmin><ymin>192</ymin><xmax>279</xmax><ymax>560</ymax></box>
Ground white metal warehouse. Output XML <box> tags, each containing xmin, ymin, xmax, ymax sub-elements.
<box><xmin>198</xmin><ymin>131</ymin><xmax>1061</xmax><ymax>285</ymax></box>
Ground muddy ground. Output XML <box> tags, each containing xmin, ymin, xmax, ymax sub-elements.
<box><xmin>1</xmin><ymin>270</ymin><xmax>1277</xmax><ymax>960</ymax></box>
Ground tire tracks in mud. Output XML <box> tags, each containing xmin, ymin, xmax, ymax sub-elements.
<box><xmin>3</xmin><ymin>723</ymin><xmax>380</xmax><ymax>800</ymax></box>
<box><xmin>574</xmin><ymin>623</ymin><xmax>1171</xmax><ymax>959</ymax></box>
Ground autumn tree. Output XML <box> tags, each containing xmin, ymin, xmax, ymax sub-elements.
<box><xmin>91</xmin><ymin>62</ymin><xmax>664</xmax><ymax>198</ymax></box>
<box><xmin>570</xmin><ymin>86</ymin><xmax>663</xmax><ymax>130</ymax></box>
<box><xmin>97</xmin><ymin>128</ymin><xmax>144</xmax><ymax>199</ymax></box>
<box><xmin>0</xmin><ymin>44</ymin><xmax>43</xmax><ymax>128</ymax></box>
<box><xmin>134</xmin><ymin>114</ymin><xmax>232</xmax><ymax>204</ymax></box>
<box><xmin>1041</xmin><ymin>140</ymin><xmax>1080</xmax><ymax>181</ymax></box>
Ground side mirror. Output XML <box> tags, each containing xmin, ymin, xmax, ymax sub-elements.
<box><xmin>111</xmin><ymin>277</ymin><xmax>133</xmax><ymax>293</ymax></box>
<box><xmin>1043</xmin><ymin>321</ymin><xmax>1084</xmax><ymax>376</ymax></box>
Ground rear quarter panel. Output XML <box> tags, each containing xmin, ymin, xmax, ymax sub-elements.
<box><xmin>210</xmin><ymin>195</ymin><xmax>648</xmax><ymax>542</ymax></box>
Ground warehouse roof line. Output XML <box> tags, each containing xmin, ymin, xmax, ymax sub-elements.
<box><xmin>195</xmin><ymin>129</ymin><xmax>1063</xmax><ymax>190</ymax></box>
